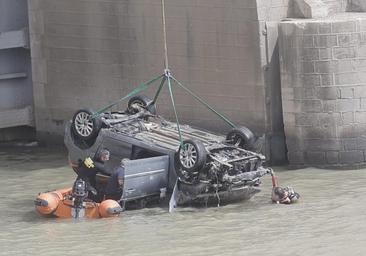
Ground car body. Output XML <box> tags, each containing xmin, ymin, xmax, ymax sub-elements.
<box><xmin>64</xmin><ymin>95</ymin><xmax>272</xmax><ymax>206</ymax></box>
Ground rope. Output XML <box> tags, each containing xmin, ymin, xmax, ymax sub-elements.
<box><xmin>170</xmin><ymin>76</ymin><xmax>236</xmax><ymax>128</ymax></box>
<box><xmin>161</xmin><ymin>0</ymin><xmax>169</xmax><ymax>70</ymax></box>
<box><xmin>91</xmin><ymin>74</ymin><xmax>164</xmax><ymax>119</ymax></box>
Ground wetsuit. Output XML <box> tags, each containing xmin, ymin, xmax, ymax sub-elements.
<box><xmin>73</xmin><ymin>157</ymin><xmax>107</xmax><ymax>201</ymax></box>
<box><xmin>104</xmin><ymin>165</ymin><xmax>125</xmax><ymax>202</ymax></box>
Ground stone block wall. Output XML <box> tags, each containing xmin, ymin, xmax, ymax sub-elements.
<box><xmin>256</xmin><ymin>0</ymin><xmax>291</xmax><ymax>163</ymax></box>
<box><xmin>323</xmin><ymin>0</ymin><xmax>347</xmax><ymax>13</ymax></box>
<box><xmin>347</xmin><ymin>0</ymin><xmax>366</xmax><ymax>12</ymax></box>
<box><xmin>279</xmin><ymin>13</ymin><xmax>366</xmax><ymax>167</ymax></box>
<box><xmin>289</xmin><ymin>0</ymin><xmax>347</xmax><ymax>18</ymax></box>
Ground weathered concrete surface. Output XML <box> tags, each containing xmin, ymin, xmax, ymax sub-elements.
<box><xmin>0</xmin><ymin>126</ymin><xmax>35</xmax><ymax>142</ymax></box>
<box><xmin>347</xmin><ymin>0</ymin><xmax>366</xmax><ymax>12</ymax></box>
<box><xmin>288</xmin><ymin>0</ymin><xmax>347</xmax><ymax>18</ymax></box>
<box><xmin>28</xmin><ymin>0</ymin><xmax>290</xmax><ymax>163</ymax></box>
<box><xmin>293</xmin><ymin>0</ymin><xmax>330</xmax><ymax>18</ymax></box>
<box><xmin>324</xmin><ymin>0</ymin><xmax>348</xmax><ymax>13</ymax></box>
<box><xmin>0</xmin><ymin>0</ymin><xmax>35</xmax><ymax>141</ymax></box>
<box><xmin>256</xmin><ymin>0</ymin><xmax>292</xmax><ymax>164</ymax></box>
<box><xmin>279</xmin><ymin>13</ymin><xmax>366</xmax><ymax>167</ymax></box>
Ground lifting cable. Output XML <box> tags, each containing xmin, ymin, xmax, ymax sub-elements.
<box><xmin>161</xmin><ymin>0</ymin><xmax>169</xmax><ymax>71</ymax></box>
<box><xmin>171</xmin><ymin>76</ymin><xmax>236</xmax><ymax>128</ymax></box>
<box><xmin>91</xmin><ymin>74</ymin><xmax>163</xmax><ymax>119</ymax></box>
<box><xmin>160</xmin><ymin>0</ymin><xmax>184</xmax><ymax>145</ymax></box>
<box><xmin>91</xmin><ymin>0</ymin><xmax>237</xmax><ymax>145</ymax></box>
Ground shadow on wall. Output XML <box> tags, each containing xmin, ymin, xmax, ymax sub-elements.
<box><xmin>263</xmin><ymin>30</ymin><xmax>287</xmax><ymax>166</ymax></box>
<box><xmin>0</xmin><ymin>127</ymin><xmax>36</xmax><ymax>142</ymax></box>
<box><xmin>288</xmin><ymin>0</ymin><xmax>365</xmax><ymax>19</ymax></box>
<box><xmin>347</xmin><ymin>0</ymin><xmax>366</xmax><ymax>12</ymax></box>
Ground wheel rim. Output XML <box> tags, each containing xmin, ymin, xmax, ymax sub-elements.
<box><xmin>232</xmin><ymin>135</ymin><xmax>243</xmax><ymax>147</ymax></box>
<box><xmin>179</xmin><ymin>143</ymin><xmax>198</xmax><ymax>169</ymax></box>
<box><xmin>229</xmin><ymin>134</ymin><xmax>243</xmax><ymax>147</ymax></box>
<box><xmin>74</xmin><ymin>112</ymin><xmax>94</xmax><ymax>137</ymax></box>
<box><xmin>129</xmin><ymin>100</ymin><xmax>146</xmax><ymax>114</ymax></box>
<box><xmin>131</xmin><ymin>100</ymin><xmax>144</xmax><ymax>107</ymax></box>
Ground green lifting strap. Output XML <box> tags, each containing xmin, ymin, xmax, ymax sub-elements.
<box><xmin>91</xmin><ymin>74</ymin><xmax>164</xmax><ymax>119</ymax></box>
<box><xmin>171</xmin><ymin>76</ymin><xmax>236</xmax><ymax>129</ymax></box>
<box><xmin>152</xmin><ymin>76</ymin><xmax>166</xmax><ymax>104</ymax></box>
<box><xmin>166</xmin><ymin>76</ymin><xmax>183</xmax><ymax>146</ymax></box>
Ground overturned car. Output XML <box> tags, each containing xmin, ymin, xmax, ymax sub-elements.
<box><xmin>65</xmin><ymin>95</ymin><xmax>272</xmax><ymax>207</ymax></box>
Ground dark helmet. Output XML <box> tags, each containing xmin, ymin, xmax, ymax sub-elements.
<box><xmin>273</xmin><ymin>187</ymin><xmax>286</xmax><ymax>199</ymax></box>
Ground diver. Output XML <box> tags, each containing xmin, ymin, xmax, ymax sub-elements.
<box><xmin>272</xmin><ymin>186</ymin><xmax>300</xmax><ymax>204</ymax></box>
<box><xmin>269</xmin><ymin>168</ymin><xmax>300</xmax><ymax>204</ymax></box>
<box><xmin>104</xmin><ymin>158</ymin><xmax>128</xmax><ymax>208</ymax></box>
<box><xmin>69</xmin><ymin>149</ymin><xmax>111</xmax><ymax>202</ymax></box>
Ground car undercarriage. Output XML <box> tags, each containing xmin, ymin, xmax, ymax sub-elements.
<box><xmin>66</xmin><ymin>95</ymin><xmax>272</xmax><ymax>207</ymax></box>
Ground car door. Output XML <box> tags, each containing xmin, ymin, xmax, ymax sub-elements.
<box><xmin>101</xmin><ymin>135</ymin><xmax>133</xmax><ymax>174</ymax></box>
<box><xmin>122</xmin><ymin>155</ymin><xmax>169</xmax><ymax>201</ymax></box>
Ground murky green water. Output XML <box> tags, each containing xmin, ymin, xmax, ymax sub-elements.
<box><xmin>0</xmin><ymin>146</ymin><xmax>366</xmax><ymax>256</ymax></box>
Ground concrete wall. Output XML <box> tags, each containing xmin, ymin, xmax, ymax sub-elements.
<box><xmin>324</xmin><ymin>0</ymin><xmax>347</xmax><ymax>13</ymax></box>
<box><xmin>347</xmin><ymin>0</ymin><xmax>366</xmax><ymax>12</ymax></box>
<box><xmin>279</xmin><ymin>13</ymin><xmax>366</xmax><ymax>167</ymax></box>
<box><xmin>256</xmin><ymin>0</ymin><xmax>291</xmax><ymax>163</ymax></box>
<box><xmin>28</xmin><ymin>0</ymin><xmax>290</xmax><ymax>162</ymax></box>
<box><xmin>0</xmin><ymin>0</ymin><xmax>34</xmax><ymax>141</ymax></box>
<box><xmin>288</xmin><ymin>0</ymin><xmax>347</xmax><ymax>18</ymax></box>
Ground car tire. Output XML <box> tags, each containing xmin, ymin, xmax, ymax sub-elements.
<box><xmin>226</xmin><ymin>126</ymin><xmax>255</xmax><ymax>150</ymax></box>
<box><xmin>72</xmin><ymin>109</ymin><xmax>102</xmax><ymax>142</ymax></box>
<box><xmin>177</xmin><ymin>139</ymin><xmax>207</xmax><ymax>173</ymax></box>
<box><xmin>127</xmin><ymin>95</ymin><xmax>157</xmax><ymax>115</ymax></box>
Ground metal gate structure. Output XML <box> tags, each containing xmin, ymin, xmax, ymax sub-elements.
<box><xmin>0</xmin><ymin>0</ymin><xmax>34</xmax><ymax>138</ymax></box>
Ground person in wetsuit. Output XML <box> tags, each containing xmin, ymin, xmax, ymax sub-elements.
<box><xmin>104</xmin><ymin>158</ymin><xmax>128</xmax><ymax>205</ymax></box>
<box><xmin>69</xmin><ymin>149</ymin><xmax>110</xmax><ymax>202</ymax></box>
<box><xmin>272</xmin><ymin>186</ymin><xmax>300</xmax><ymax>204</ymax></box>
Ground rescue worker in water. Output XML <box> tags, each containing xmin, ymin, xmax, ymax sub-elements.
<box><xmin>69</xmin><ymin>149</ymin><xmax>110</xmax><ymax>202</ymax></box>
<box><xmin>270</xmin><ymin>169</ymin><xmax>300</xmax><ymax>204</ymax></box>
<box><xmin>272</xmin><ymin>186</ymin><xmax>300</xmax><ymax>204</ymax></box>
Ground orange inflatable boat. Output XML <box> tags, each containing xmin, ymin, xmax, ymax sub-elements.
<box><xmin>34</xmin><ymin>186</ymin><xmax>123</xmax><ymax>219</ymax></box>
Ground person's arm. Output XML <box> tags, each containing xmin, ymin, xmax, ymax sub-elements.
<box><xmin>68</xmin><ymin>155</ymin><xmax>79</xmax><ymax>168</ymax></box>
<box><xmin>280</xmin><ymin>197</ymin><xmax>291</xmax><ymax>204</ymax></box>
<box><xmin>94</xmin><ymin>161</ymin><xmax>108</xmax><ymax>175</ymax></box>
<box><xmin>117</xmin><ymin>178</ymin><xmax>124</xmax><ymax>188</ymax></box>
<box><xmin>69</xmin><ymin>156</ymin><xmax>84</xmax><ymax>175</ymax></box>
<box><xmin>117</xmin><ymin>167</ymin><xmax>125</xmax><ymax>188</ymax></box>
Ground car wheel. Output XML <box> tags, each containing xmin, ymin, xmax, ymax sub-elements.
<box><xmin>127</xmin><ymin>95</ymin><xmax>156</xmax><ymax>115</ymax></box>
<box><xmin>226</xmin><ymin>126</ymin><xmax>255</xmax><ymax>150</ymax></box>
<box><xmin>178</xmin><ymin>139</ymin><xmax>207</xmax><ymax>173</ymax></box>
<box><xmin>72</xmin><ymin>109</ymin><xmax>102</xmax><ymax>141</ymax></box>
